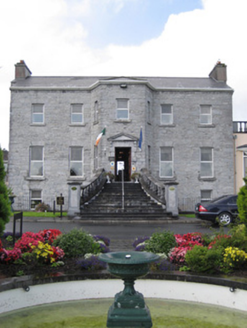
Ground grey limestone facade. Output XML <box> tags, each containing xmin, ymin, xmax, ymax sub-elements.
<box><xmin>8</xmin><ymin>61</ymin><xmax>234</xmax><ymax>211</ymax></box>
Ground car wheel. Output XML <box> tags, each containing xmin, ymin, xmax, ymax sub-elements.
<box><xmin>218</xmin><ymin>212</ymin><xmax>232</xmax><ymax>226</ymax></box>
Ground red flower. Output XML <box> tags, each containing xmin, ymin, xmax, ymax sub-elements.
<box><xmin>39</xmin><ymin>229</ymin><xmax>62</xmax><ymax>244</ymax></box>
<box><xmin>14</xmin><ymin>232</ymin><xmax>44</xmax><ymax>253</ymax></box>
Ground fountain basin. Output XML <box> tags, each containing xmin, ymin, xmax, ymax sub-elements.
<box><xmin>99</xmin><ymin>251</ymin><xmax>160</xmax><ymax>279</ymax></box>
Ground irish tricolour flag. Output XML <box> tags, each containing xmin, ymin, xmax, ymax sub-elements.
<box><xmin>95</xmin><ymin>128</ymin><xmax>106</xmax><ymax>146</ymax></box>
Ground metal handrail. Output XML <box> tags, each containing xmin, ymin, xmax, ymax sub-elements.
<box><xmin>81</xmin><ymin>169</ymin><xmax>106</xmax><ymax>206</ymax></box>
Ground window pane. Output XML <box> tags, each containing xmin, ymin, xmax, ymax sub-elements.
<box><xmin>31</xmin><ymin>190</ymin><xmax>41</xmax><ymax>198</ymax></box>
<box><xmin>117</xmin><ymin>99</ymin><xmax>128</xmax><ymax>108</ymax></box>
<box><xmin>201</xmin><ymin>190</ymin><xmax>211</xmax><ymax>199</ymax></box>
<box><xmin>161</xmin><ymin>148</ymin><xmax>172</xmax><ymax>161</ymax></box>
<box><xmin>71</xmin><ymin>147</ymin><xmax>82</xmax><ymax>161</ymax></box>
<box><xmin>30</xmin><ymin>162</ymin><xmax>43</xmax><ymax>176</ymax></box>
<box><xmin>244</xmin><ymin>156</ymin><xmax>247</xmax><ymax>177</ymax></box>
<box><xmin>71</xmin><ymin>113</ymin><xmax>83</xmax><ymax>123</ymax></box>
<box><xmin>200</xmin><ymin>115</ymin><xmax>211</xmax><ymax>124</ymax></box>
<box><xmin>160</xmin><ymin>163</ymin><xmax>173</xmax><ymax>177</ymax></box>
<box><xmin>161</xmin><ymin>104</ymin><xmax>172</xmax><ymax>114</ymax></box>
<box><xmin>32</xmin><ymin>104</ymin><xmax>43</xmax><ymax>113</ymax></box>
<box><xmin>161</xmin><ymin>114</ymin><xmax>172</xmax><ymax>124</ymax></box>
<box><xmin>117</xmin><ymin>109</ymin><xmax>128</xmax><ymax>119</ymax></box>
<box><xmin>33</xmin><ymin>114</ymin><xmax>44</xmax><ymax>123</ymax></box>
<box><xmin>201</xmin><ymin>163</ymin><xmax>212</xmax><ymax>176</ymax></box>
<box><xmin>201</xmin><ymin>106</ymin><xmax>210</xmax><ymax>114</ymax></box>
<box><xmin>72</xmin><ymin>104</ymin><xmax>82</xmax><ymax>113</ymax></box>
<box><xmin>70</xmin><ymin>163</ymin><xmax>82</xmax><ymax>176</ymax></box>
<box><xmin>31</xmin><ymin>147</ymin><xmax>43</xmax><ymax>160</ymax></box>
<box><xmin>201</xmin><ymin>148</ymin><xmax>212</xmax><ymax>161</ymax></box>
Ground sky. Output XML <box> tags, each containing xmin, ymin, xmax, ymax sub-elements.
<box><xmin>0</xmin><ymin>0</ymin><xmax>247</xmax><ymax>150</ymax></box>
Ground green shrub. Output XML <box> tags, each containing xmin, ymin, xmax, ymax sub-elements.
<box><xmin>230</xmin><ymin>224</ymin><xmax>247</xmax><ymax>252</ymax></box>
<box><xmin>145</xmin><ymin>230</ymin><xmax>177</xmax><ymax>256</ymax></box>
<box><xmin>35</xmin><ymin>202</ymin><xmax>51</xmax><ymax>212</ymax></box>
<box><xmin>185</xmin><ymin>245</ymin><xmax>223</xmax><ymax>273</ymax></box>
<box><xmin>53</xmin><ymin>228</ymin><xmax>100</xmax><ymax>258</ymax></box>
<box><xmin>0</xmin><ymin>148</ymin><xmax>11</xmax><ymax>235</ymax></box>
<box><xmin>237</xmin><ymin>177</ymin><xmax>247</xmax><ymax>226</ymax></box>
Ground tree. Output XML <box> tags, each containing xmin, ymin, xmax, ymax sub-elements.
<box><xmin>0</xmin><ymin>147</ymin><xmax>11</xmax><ymax>235</ymax></box>
<box><xmin>237</xmin><ymin>177</ymin><xmax>247</xmax><ymax>227</ymax></box>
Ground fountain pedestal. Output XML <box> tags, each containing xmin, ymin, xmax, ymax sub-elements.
<box><xmin>99</xmin><ymin>251</ymin><xmax>159</xmax><ymax>328</ymax></box>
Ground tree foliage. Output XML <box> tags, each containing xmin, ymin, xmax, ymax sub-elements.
<box><xmin>237</xmin><ymin>177</ymin><xmax>247</xmax><ymax>227</ymax></box>
<box><xmin>0</xmin><ymin>148</ymin><xmax>11</xmax><ymax>235</ymax></box>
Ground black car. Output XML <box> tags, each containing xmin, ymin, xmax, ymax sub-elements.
<box><xmin>195</xmin><ymin>195</ymin><xmax>238</xmax><ymax>226</ymax></box>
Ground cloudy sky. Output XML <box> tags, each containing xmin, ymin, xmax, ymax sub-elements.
<box><xmin>0</xmin><ymin>0</ymin><xmax>246</xmax><ymax>150</ymax></box>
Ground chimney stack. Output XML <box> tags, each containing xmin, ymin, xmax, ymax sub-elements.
<box><xmin>15</xmin><ymin>60</ymin><xmax>32</xmax><ymax>80</ymax></box>
<box><xmin>209</xmin><ymin>61</ymin><xmax>227</xmax><ymax>82</ymax></box>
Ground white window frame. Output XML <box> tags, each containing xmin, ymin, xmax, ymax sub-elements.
<box><xmin>32</xmin><ymin>104</ymin><xmax>44</xmax><ymax>124</ymax></box>
<box><xmin>30</xmin><ymin>190</ymin><xmax>42</xmax><ymax>210</ymax></box>
<box><xmin>30</xmin><ymin>146</ymin><xmax>44</xmax><ymax>177</ymax></box>
<box><xmin>161</xmin><ymin>104</ymin><xmax>173</xmax><ymax>125</ymax></box>
<box><xmin>116</xmin><ymin>98</ymin><xmax>129</xmax><ymax>120</ymax></box>
<box><xmin>70</xmin><ymin>147</ymin><xmax>83</xmax><ymax>177</ymax></box>
<box><xmin>200</xmin><ymin>147</ymin><xmax>214</xmax><ymax>177</ymax></box>
<box><xmin>200</xmin><ymin>190</ymin><xmax>212</xmax><ymax>202</ymax></box>
<box><xmin>71</xmin><ymin>104</ymin><xmax>84</xmax><ymax>124</ymax></box>
<box><xmin>160</xmin><ymin>147</ymin><xmax>173</xmax><ymax>178</ymax></box>
<box><xmin>200</xmin><ymin>105</ymin><xmax>212</xmax><ymax>124</ymax></box>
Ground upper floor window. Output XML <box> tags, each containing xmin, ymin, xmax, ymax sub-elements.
<box><xmin>161</xmin><ymin>104</ymin><xmax>173</xmax><ymax>124</ymax></box>
<box><xmin>32</xmin><ymin>104</ymin><xmax>44</xmax><ymax>124</ymax></box>
<box><xmin>200</xmin><ymin>147</ymin><xmax>213</xmax><ymax>177</ymax></box>
<box><xmin>116</xmin><ymin>99</ymin><xmax>129</xmax><ymax>120</ymax></box>
<box><xmin>160</xmin><ymin>147</ymin><xmax>173</xmax><ymax>177</ymax></box>
<box><xmin>94</xmin><ymin>101</ymin><xmax>98</xmax><ymax>123</ymax></box>
<box><xmin>30</xmin><ymin>146</ymin><xmax>44</xmax><ymax>177</ymax></box>
<box><xmin>71</xmin><ymin>104</ymin><xmax>83</xmax><ymax>124</ymax></box>
<box><xmin>200</xmin><ymin>105</ymin><xmax>212</xmax><ymax>124</ymax></box>
<box><xmin>70</xmin><ymin>147</ymin><xmax>83</xmax><ymax>176</ymax></box>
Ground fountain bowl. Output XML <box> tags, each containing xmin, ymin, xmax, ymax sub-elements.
<box><xmin>99</xmin><ymin>251</ymin><xmax>160</xmax><ymax>279</ymax></box>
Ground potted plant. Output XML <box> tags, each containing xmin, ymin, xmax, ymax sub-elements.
<box><xmin>104</xmin><ymin>171</ymin><xmax>115</xmax><ymax>183</ymax></box>
<box><xmin>131</xmin><ymin>172</ymin><xmax>140</xmax><ymax>183</ymax></box>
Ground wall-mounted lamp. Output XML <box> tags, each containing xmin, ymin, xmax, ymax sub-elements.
<box><xmin>120</xmin><ymin>84</ymin><xmax>127</xmax><ymax>88</ymax></box>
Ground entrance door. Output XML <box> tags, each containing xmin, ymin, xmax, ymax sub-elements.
<box><xmin>115</xmin><ymin>147</ymin><xmax>131</xmax><ymax>181</ymax></box>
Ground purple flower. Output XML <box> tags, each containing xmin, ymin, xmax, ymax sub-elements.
<box><xmin>93</xmin><ymin>235</ymin><xmax>110</xmax><ymax>247</ymax></box>
<box><xmin>77</xmin><ymin>256</ymin><xmax>107</xmax><ymax>271</ymax></box>
<box><xmin>132</xmin><ymin>236</ymin><xmax>150</xmax><ymax>248</ymax></box>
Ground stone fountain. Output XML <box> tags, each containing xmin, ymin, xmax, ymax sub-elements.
<box><xmin>99</xmin><ymin>251</ymin><xmax>160</xmax><ymax>328</ymax></box>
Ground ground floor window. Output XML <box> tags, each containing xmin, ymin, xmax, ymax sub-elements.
<box><xmin>200</xmin><ymin>147</ymin><xmax>213</xmax><ymax>177</ymax></box>
<box><xmin>30</xmin><ymin>190</ymin><xmax>42</xmax><ymax>210</ymax></box>
<box><xmin>70</xmin><ymin>146</ymin><xmax>83</xmax><ymax>176</ymax></box>
<box><xmin>200</xmin><ymin>190</ymin><xmax>212</xmax><ymax>202</ymax></box>
<box><xmin>160</xmin><ymin>147</ymin><xmax>173</xmax><ymax>177</ymax></box>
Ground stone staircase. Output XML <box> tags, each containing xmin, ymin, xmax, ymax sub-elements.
<box><xmin>80</xmin><ymin>182</ymin><xmax>171</xmax><ymax>220</ymax></box>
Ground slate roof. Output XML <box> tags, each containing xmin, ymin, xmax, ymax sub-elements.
<box><xmin>11</xmin><ymin>75</ymin><xmax>233</xmax><ymax>91</ymax></box>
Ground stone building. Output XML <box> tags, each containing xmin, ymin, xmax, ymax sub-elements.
<box><xmin>8</xmin><ymin>61</ymin><xmax>234</xmax><ymax>211</ymax></box>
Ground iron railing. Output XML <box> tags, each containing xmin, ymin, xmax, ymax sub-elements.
<box><xmin>139</xmin><ymin>168</ymin><xmax>166</xmax><ymax>205</ymax></box>
<box><xmin>81</xmin><ymin>169</ymin><xmax>106</xmax><ymax>206</ymax></box>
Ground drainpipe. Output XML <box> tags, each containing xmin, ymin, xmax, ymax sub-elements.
<box><xmin>121</xmin><ymin>170</ymin><xmax>124</xmax><ymax>211</ymax></box>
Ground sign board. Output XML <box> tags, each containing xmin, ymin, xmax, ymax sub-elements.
<box><xmin>57</xmin><ymin>196</ymin><xmax>64</xmax><ymax>205</ymax></box>
<box><xmin>117</xmin><ymin>161</ymin><xmax>125</xmax><ymax>174</ymax></box>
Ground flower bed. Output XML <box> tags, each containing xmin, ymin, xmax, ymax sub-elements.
<box><xmin>0</xmin><ymin>228</ymin><xmax>109</xmax><ymax>278</ymax></box>
<box><xmin>2</xmin><ymin>224</ymin><xmax>247</xmax><ymax>278</ymax></box>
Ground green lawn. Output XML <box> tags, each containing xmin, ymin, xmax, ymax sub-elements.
<box><xmin>13</xmin><ymin>211</ymin><xmax>68</xmax><ymax>218</ymax></box>
<box><xmin>179</xmin><ymin>213</ymin><xmax>195</xmax><ymax>218</ymax></box>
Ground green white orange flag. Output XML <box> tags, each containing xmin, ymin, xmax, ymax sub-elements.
<box><xmin>95</xmin><ymin>128</ymin><xmax>106</xmax><ymax>146</ymax></box>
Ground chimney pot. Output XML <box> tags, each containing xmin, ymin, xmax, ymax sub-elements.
<box><xmin>209</xmin><ymin>61</ymin><xmax>227</xmax><ymax>82</ymax></box>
